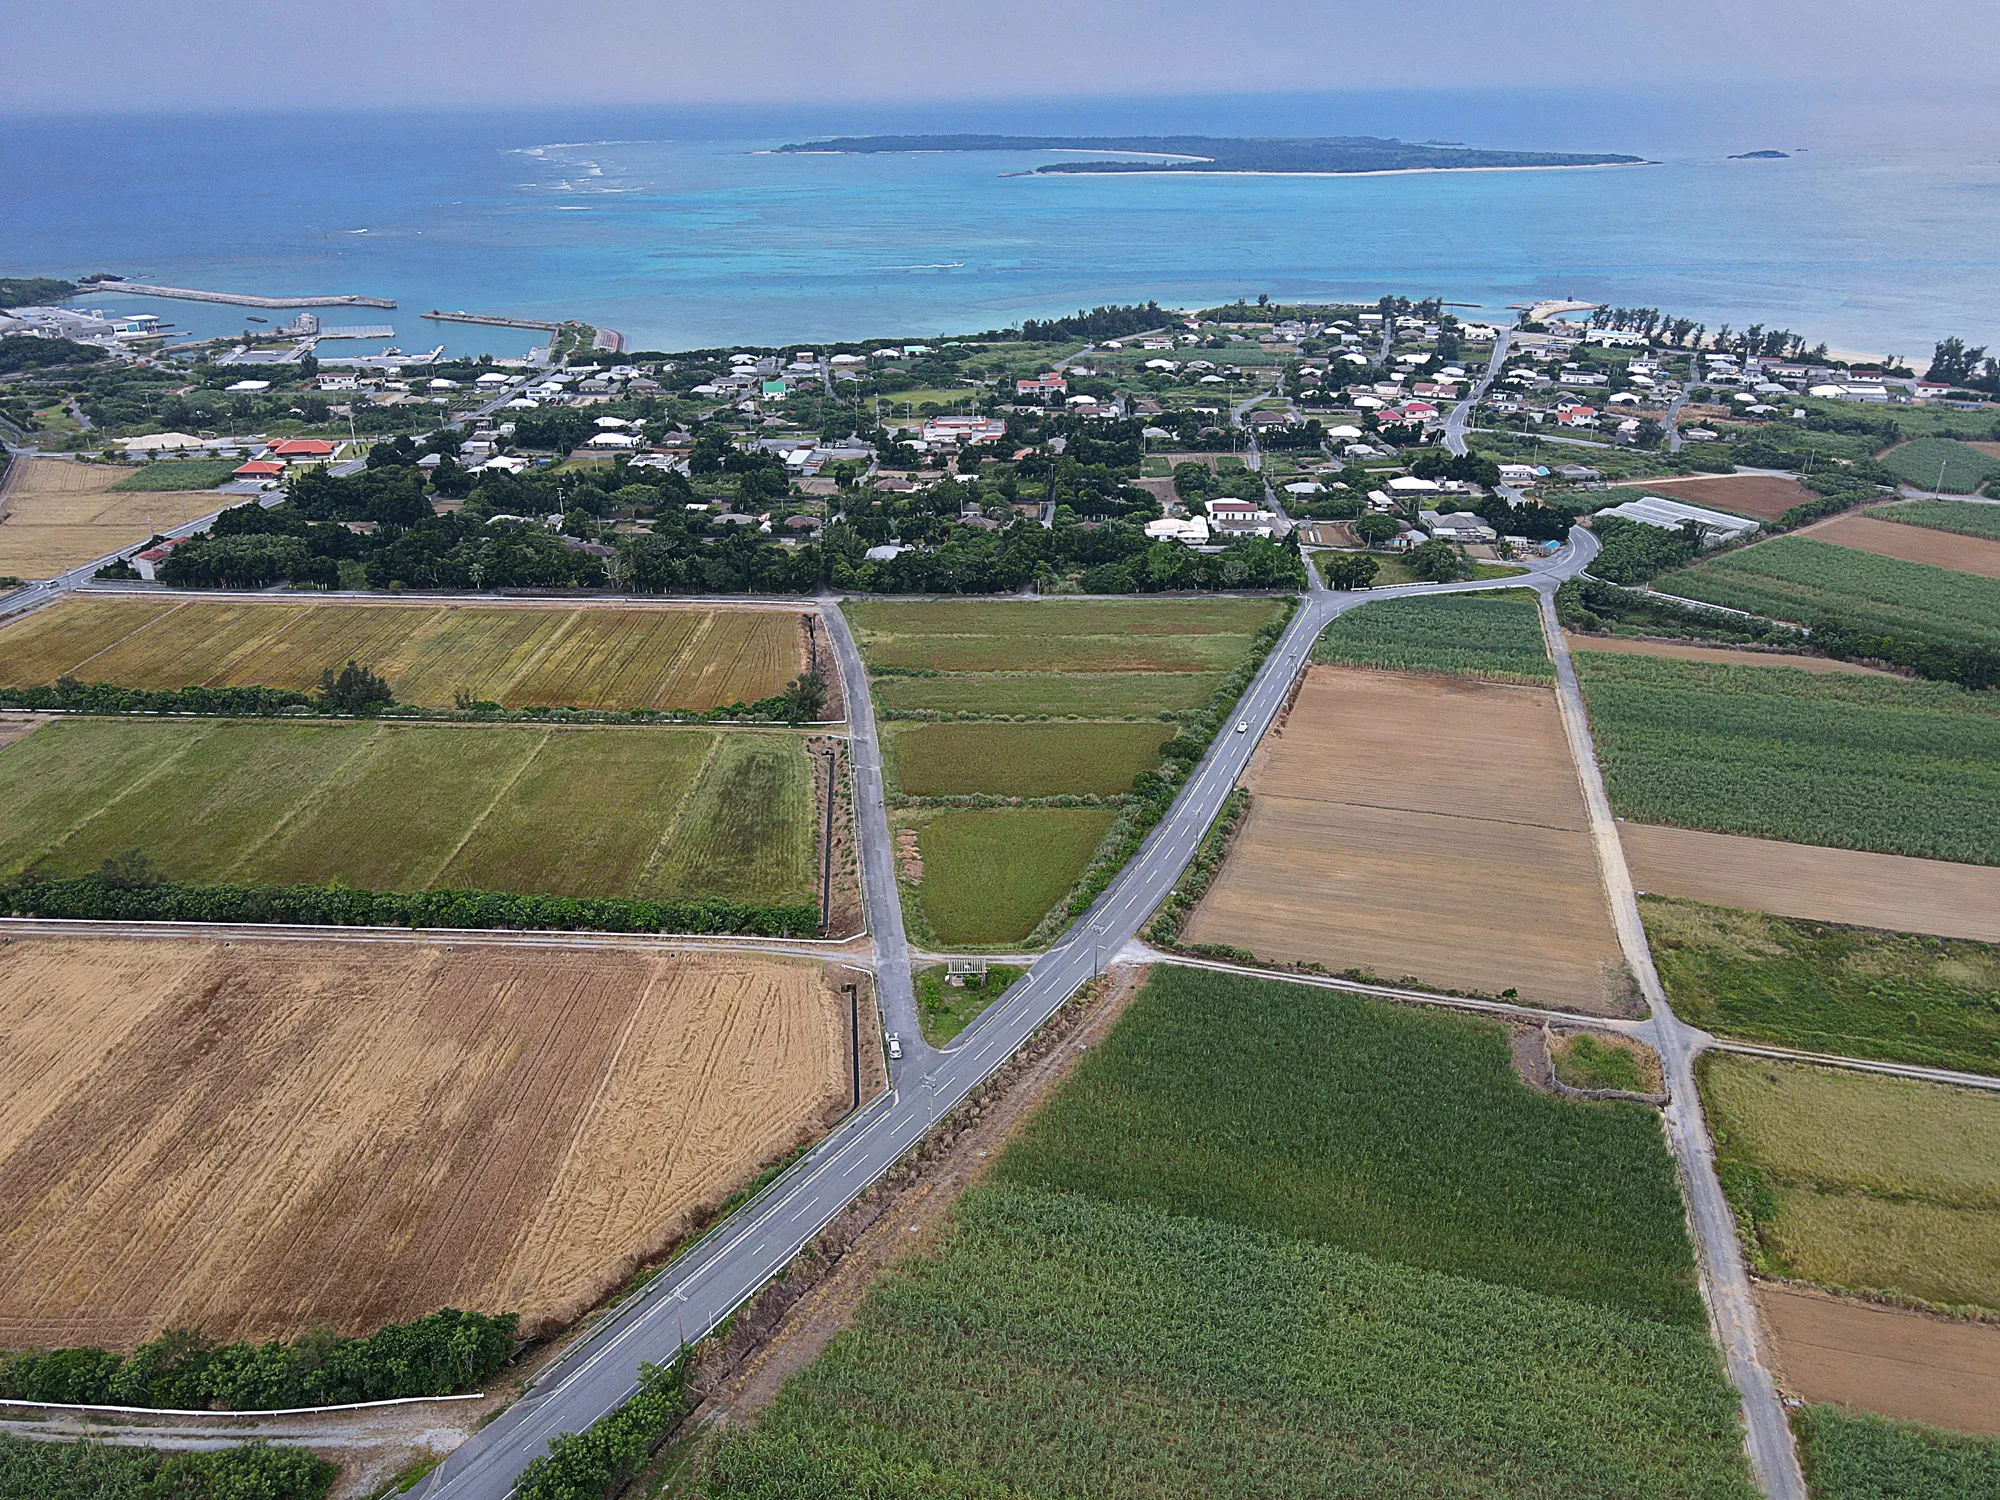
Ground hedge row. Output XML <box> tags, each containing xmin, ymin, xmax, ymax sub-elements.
<box><xmin>516</xmin><ymin>1359</ymin><xmax>689</xmax><ymax>1500</ymax></box>
<box><xmin>0</xmin><ymin>875</ymin><xmax>822</xmax><ymax>938</ymax></box>
<box><xmin>1145</xmin><ymin>787</ymin><xmax>1250</xmax><ymax>947</ymax></box>
<box><xmin>0</xmin><ymin>1309</ymin><xmax>516</xmax><ymax>1411</ymax></box>
<box><xmin>0</xmin><ymin>1434</ymin><xmax>335</xmax><ymax>1500</ymax></box>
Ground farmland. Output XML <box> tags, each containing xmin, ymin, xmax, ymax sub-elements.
<box><xmin>0</xmin><ymin>937</ymin><xmax>851</xmax><ymax>1346</ymax></box>
<box><xmin>0</xmin><ymin>595</ymin><xmax>811</xmax><ymax>711</ymax></box>
<box><xmin>903</xmin><ymin>805</ymin><xmax>1118</xmax><ymax>946</ymax></box>
<box><xmin>1656</xmin><ymin>535</ymin><xmax>2000</xmax><ymax>649</ymax></box>
<box><xmin>1874</xmin><ymin>497</ymin><xmax>2000</xmax><ymax>542</ymax></box>
<box><xmin>1640</xmin><ymin>472</ymin><xmax>1816</xmax><ymax>520</ymax></box>
<box><xmin>0</xmin><ymin>718</ymin><xmax>818</xmax><ymax>907</ymax></box>
<box><xmin>1620</xmin><ymin>823</ymin><xmax>2000</xmax><ymax>943</ymax></box>
<box><xmin>1880</xmin><ymin>435</ymin><xmax>2000</xmax><ymax>493</ymax></box>
<box><xmin>1574</xmin><ymin>653</ymin><xmax>2000</xmax><ymax>865</ymax></box>
<box><xmin>107</xmin><ymin>459</ymin><xmax>239</xmax><ymax>491</ymax></box>
<box><xmin>1311</xmin><ymin>588</ymin><xmax>1553</xmax><ymax>680</ymax></box>
<box><xmin>1797</xmin><ymin>511</ymin><xmax>2000</xmax><ymax>580</ymax></box>
<box><xmin>1186</xmin><ymin>666</ymin><xmax>1634</xmax><ymax>1013</ymax></box>
<box><xmin>1701</xmin><ymin>1054</ymin><xmax>2000</xmax><ymax>1314</ymax></box>
<box><xmin>1571</xmin><ymin>635</ymin><xmax>1893</xmax><ymax>677</ymax></box>
<box><xmin>851</xmin><ymin>597</ymin><xmax>1284</xmax><ymax>948</ymax></box>
<box><xmin>886</xmin><ymin>720</ymin><xmax>1174</xmax><ymax>797</ymax></box>
<box><xmin>0</xmin><ymin>458</ymin><xmax>222</xmax><ymax>579</ymax></box>
<box><xmin>1762</xmin><ymin>1290</ymin><xmax>2000</xmax><ymax>1442</ymax></box>
<box><xmin>1642</xmin><ymin>896</ymin><xmax>2000</xmax><ymax>1075</ymax></box>
<box><xmin>698</xmin><ymin>966</ymin><xmax>1754</xmax><ymax>1499</ymax></box>
<box><xmin>1797</xmin><ymin>1408</ymin><xmax>2000</xmax><ymax>1497</ymax></box>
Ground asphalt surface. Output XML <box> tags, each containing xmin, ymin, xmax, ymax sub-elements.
<box><xmin>417</xmin><ymin>535</ymin><xmax>1603</xmax><ymax>1500</ymax></box>
<box><xmin>1442</xmin><ymin>329</ymin><xmax>1510</xmax><ymax>457</ymax></box>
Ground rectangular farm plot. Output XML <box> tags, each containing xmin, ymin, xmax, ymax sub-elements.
<box><xmin>0</xmin><ymin>719</ymin><xmax>814</xmax><ymax>903</ymax></box>
<box><xmin>1759</xmin><ymin>1289</ymin><xmax>2000</xmax><ymax>1439</ymax></box>
<box><xmin>0</xmin><ymin>596</ymin><xmax>810</xmax><ymax>711</ymax></box>
<box><xmin>907</xmin><ymin>805</ymin><xmax>1118</xmax><ymax>946</ymax></box>
<box><xmin>1872</xmin><ymin>498</ymin><xmax>2000</xmax><ymax>543</ymax></box>
<box><xmin>0</xmin><ymin>937</ymin><xmax>852</xmax><ymax>1347</ymax></box>
<box><xmin>0</xmin><ymin>460</ymin><xmax>224</xmax><ymax>580</ymax></box>
<box><xmin>873</xmin><ymin>670</ymin><xmax>1222</xmax><ymax>719</ymax></box>
<box><xmin>1701</xmin><ymin>1054</ymin><xmax>2000</xmax><ymax>1314</ymax></box>
<box><xmin>1577</xmin><ymin>653</ymin><xmax>2000</xmax><ymax>865</ymax></box>
<box><xmin>1797</xmin><ymin>511</ymin><xmax>2000</xmax><ymax>580</ymax></box>
<box><xmin>1186</xmin><ymin>666</ymin><xmax>1636</xmax><ymax>1014</ymax></box>
<box><xmin>845</xmin><ymin>596</ymin><xmax>1280</xmax><ymax>674</ymax></box>
<box><xmin>888</xmin><ymin>720</ymin><xmax>1175</xmax><ymax>797</ymax></box>
<box><xmin>1312</xmin><ymin>590</ymin><xmax>1553</xmax><ymax>681</ymax></box>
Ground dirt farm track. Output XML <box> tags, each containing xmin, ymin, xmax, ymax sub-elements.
<box><xmin>0</xmin><ymin>937</ymin><xmax>853</xmax><ymax>1348</ymax></box>
<box><xmin>1185</xmin><ymin>666</ymin><xmax>1636</xmax><ymax>1015</ymax></box>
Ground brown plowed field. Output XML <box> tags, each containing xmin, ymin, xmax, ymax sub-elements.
<box><xmin>1621</xmin><ymin>823</ymin><xmax>2000</xmax><ymax>943</ymax></box>
<box><xmin>1756</xmin><ymin>1283</ymin><xmax>2000</xmax><ymax>1437</ymax></box>
<box><xmin>1568</xmin><ymin>636</ymin><xmax>1895</xmax><ymax>677</ymax></box>
<box><xmin>1639</xmin><ymin>473</ymin><xmax>1814</xmax><ymax>520</ymax></box>
<box><xmin>0</xmin><ymin>460</ymin><xmax>220</xmax><ymax>579</ymax></box>
<box><xmin>0</xmin><ymin>937</ymin><xmax>853</xmax><ymax>1348</ymax></box>
<box><xmin>1799</xmin><ymin>511</ymin><xmax>2000</xmax><ymax>579</ymax></box>
<box><xmin>0</xmin><ymin>595</ymin><xmax>811</xmax><ymax>711</ymax></box>
<box><xmin>1184</xmin><ymin>667</ymin><xmax>1636</xmax><ymax>1014</ymax></box>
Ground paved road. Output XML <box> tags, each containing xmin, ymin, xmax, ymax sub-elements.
<box><xmin>1664</xmin><ymin>374</ymin><xmax>1694</xmax><ymax>452</ymax></box>
<box><xmin>1538</xmin><ymin>587</ymin><xmax>1807</xmax><ymax>1500</ymax></box>
<box><xmin>1442</xmin><ymin>329</ymin><xmax>1509</xmax><ymax>457</ymax></box>
<box><xmin>416</xmin><ymin>536</ymin><xmax>1597</xmax><ymax>1500</ymax></box>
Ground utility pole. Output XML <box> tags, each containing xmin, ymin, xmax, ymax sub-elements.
<box><xmin>844</xmin><ymin>982</ymin><xmax>860</xmax><ymax>1111</ymax></box>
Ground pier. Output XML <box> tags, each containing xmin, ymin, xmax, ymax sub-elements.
<box><xmin>88</xmin><ymin>281</ymin><xmax>396</xmax><ymax>309</ymax></box>
<box><xmin>424</xmin><ymin>310</ymin><xmax>561</xmax><ymax>332</ymax></box>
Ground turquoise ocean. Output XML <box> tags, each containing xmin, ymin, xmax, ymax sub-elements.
<box><xmin>4</xmin><ymin>91</ymin><xmax>1996</xmax><ymax>359</ymax></box>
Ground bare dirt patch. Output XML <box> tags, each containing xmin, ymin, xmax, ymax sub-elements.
<box><xmin>0</xmin><ymin>713</ymin><xmax>47</xmax><ymax>750</ymax></box>
<box><xmin>1621</xmin><ymin>823</ymin><xmax>2000</xmax><ymax>943</ymax></box>
<box><xmin>1568</xmin><ymin>635</ymin><xmax>1896</xmax><ymax>677</ymax></box>
<box><xmin>1799</xmin><ymin>510</ymin><xmax>2000</xmax><ymax>580</ymax></box>
<box><xmin>0</xmin><ymin>937</ymin><xmax>853</xmax><ymax>1348</ymax></box>
<box><xmin>1969</xmin><ymin>441</ymin><xmax>2000</xmax><ymax>461</ymax></box>
<box><xmin>0</xmin><ymin>460</ymin><xmax>220</xmax><ymax>579</ymax></box>
<box><xmin>1756</xmin><ymin>1282</ymin><xmax>2000</xmax><ymax>1437</ymax></box>
<box><xmin>1639</xmin><ymin>472</ymin><xmax>1815</xmax><ymax>520</ymax></box>
<box><xmin>1184</xmin><ymin>666</ymin><xmax>1636</xmax><ymax>1015</ymax></box>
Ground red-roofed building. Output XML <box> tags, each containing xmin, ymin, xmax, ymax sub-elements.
<box><xmin>131</xmin><ymin>536</ymin><xmax>194</xmax><ymax>581</ymax></box>
<box><xmin>1557</xmin><ymin>405</ymin><xmax>1599</xmax><ymax>428</ymax></box>
<box><xmin>1015</xmin><ymin>373</ymin><xmax>1067</xmax><ymax>398</ymax></box>
<box><xmin>266</xmin><ymin>438</ymin><xmax>337</xmax><ymax>465</ymax></box>
<box><xmin>233</xmin><ymin>460</ymin><xmax>285</xmax><ymax>479</ymax></box>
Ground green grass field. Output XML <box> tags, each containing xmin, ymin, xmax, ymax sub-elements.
<box><xmin>1870</xmin><ymin>498</ymin><xmax>2000</xmax><ymax>543</ymax></box>
<box><xmin>907</xmin><ymin>806</ymin><xmax>1118</xmax><ymax>946</ymax></box>
<box><xmin>844</xmin><ymin>597</ymin><xmax>1282</xmax><ymax>674</ymax></box>
<box><xmin>1796</xmin><ymin>1407</ymin><xmax>2000</xmax><ymax>1499</ymax></box>
<box><xmin>0</xmin><ymin>719</ymin><xmax>816</xmax><ymax>905</ymax></box>
<box><xmin>0</xmin><ymin>596</ymin><xmax>805</xmax><ymax>711</ymax></box>
<box><xmin>1643</xmin><ymin>897</ymin><xmax>2000</xmax><ymax>1075</ymax></box>
<box><xmin>1656</xmin><ymin>536</ymin><xmax>2000</xmax><ymax>649</ymax></box>
<box><xmin>1701</xmin><ymin>1054</ymin><xmax>2000</xmax><ymax>1312</ymax></box>
<box><xmin>1312</xmin><ymin>589</ymin><xmax>1553</xmax><ymax>680</ymax></box>
<box><xmin>696</xmin><ymin>966</ymin><xmax>1754</xmax><ymax>1500</ymax></box>
<box><xmin>913</xmin><ymin>962</ymin><xmax>1027</xmax><ymax>1046</ymax></box>
<box><xmin>1880</xmin><ymin>436</ymin><xmax>2000</xmax><ymax>494</ymax></box>
<box><xmin>873</xmin><ymin>670</ymin><xmax>1221</xmax><ymax>719</ymax></box>
<box><xmin>887</xmin><ymin>720</ymin><xmax>1175</xmax><ymax>798</ymax></box>
<box><xmin>106</xmin><ymin>459</ymin><xmax>240</xmax><ymax>492</ymax></box>
<box><xmin>1575</xmin><ymin>653</ymin><xmax>2000</xmax><ymax>865</ymax></box>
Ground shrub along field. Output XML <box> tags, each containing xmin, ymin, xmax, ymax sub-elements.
<box><xmin>697</xmin><ymin>966</ymin><xmax>1754</xmax><ymax>1499</ymax></box>
<box><xmin>0</xmin><ymin>719</ymin><xmax>818</xmax><ymax>908</ymax></box>
<box><xmin>1656</xmin><ymin>536</ymin><xmax>2000</xmax><ymax>649</ymax></box>
<box><xmin>1871</xmin><ymin>498</ymin><xmax>2000</xmax><ymax>543</ymax></box>
<box><xmin>1311</xmin><ymin>589</ymin><xmax>1553</xmax><ymax>681</ymax></box>
<box><xmin>0</xmin><ymin>595</ymin><xmax>810</xmax><ymax>712</ymax></box>
<box><xmin>1575</xmin><ymin>653</ymin><xmax>2000</xmax><ymax>865</ymax></box>
<box><xmin>1643</xmin><ymin>897</ymin><xmax>2000</xmax><ymax>1076</ymax></box>
<box><xmin>1879</xmin><ymin>436</ymin><xmax>2000</xmax><ymax>494</ymax></box>
<box><xmin>0</xmin><ymin>1435</ymin><xmax>333</xmax><ymax>1500</ymax></box>
<box><xmin>1702</xmin><ymin>1054</ymin><xmax>2000</xmax><ymax>1313</ymax></box>
<box><xmin>1796</xmin><ymin>1408</ymin><xmax>2000</xmax><ymax>1499</ymax></box>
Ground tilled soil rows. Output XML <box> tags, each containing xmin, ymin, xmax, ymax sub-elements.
<box><xmin>0</xmin><ymin>937</ymin><xmax>851</xmax><ymax>1347</ymax></box>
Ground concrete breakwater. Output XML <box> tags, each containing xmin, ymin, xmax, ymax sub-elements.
<box><xmin>89</xmin><ymin>281</ymin><xmax>396</xmax><ymax>309</ymax></box>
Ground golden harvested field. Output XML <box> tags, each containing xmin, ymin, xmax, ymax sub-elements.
<box><xmin>1757</xmin><ymin>1284</ymin><xmax>2000</xmax><ymax>1437</ymax></box>
<box><xmin>1622</xmin><ymin>823</ymin><xmax>2000</xmax><ymax>943</ymax></box>
<box><xmin>1799</xmin><ymin>511</ymin><xmax>2000</xmax><ymax>580</ymax></box>
<box><xmin>0</xmin><ymin>459</ymin><xmax>220</xmax><ymax>579</ymax></box>
<box><xmin>1567</xmin><ymin>636</ymin><xmax>1894</xmax><ymax>677</ymax></box>
<box><xmin>0</xmin><ymin>937</ymin><xmax>855</xmax><ymax>1348</ymax></box>
<box><xmin>0</xmin><ymin>595</ymin><xmax>812</xmax><ymax>711</ymax></box>
<box><xmin>1185</xmin><ymin>666</ymin><xmax>1636</xmax><ymax>1015</ymax></box>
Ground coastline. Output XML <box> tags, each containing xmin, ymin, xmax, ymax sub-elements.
<box><xmin>1029</xmin><ymin>160</ymin><xmax>1656</xmax><ymax>180</ymax></box>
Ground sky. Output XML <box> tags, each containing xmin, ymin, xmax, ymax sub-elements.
<box><xmin>5</xmin><ymin>0</ymin><xmax>1999</xmax><ymax>116</ymax></box>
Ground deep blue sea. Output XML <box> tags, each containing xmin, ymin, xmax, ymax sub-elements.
<box><xmin>4</xmin><ymin>91</ymin><xmax>1996</xmax><ymax>360</ymax></box>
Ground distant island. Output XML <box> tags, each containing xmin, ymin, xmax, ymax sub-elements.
<box><xmin>772</xmin><ymin>134</ymin><xmax>1649</xmax><ymax>176</ymax></box>
<box><xmin>1729</xmin><ymin>150</ymin><xmax>1791</xmax><ymax>160</ymax></box>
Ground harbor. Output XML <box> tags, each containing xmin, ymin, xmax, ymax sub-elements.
<box><xmin>87</xmin><ymin>280</ymin><xmax>395</xmax><ymax>309</ymax></box>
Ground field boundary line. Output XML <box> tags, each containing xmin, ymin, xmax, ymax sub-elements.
<box><xmin>488</xmin><ymin>608</ymin><xmax>584</xmax><ymax>706</ymax></box>
<box><xmin>635</xmin><ymin>732</ymin><xmax>723</xmax><ymax>897</ymax></box>
<box><xmin>221</xmin><ymin>722</ymin><xmax>387</xmax><ymax>881</ymax></box>
<box><xmin>56</xmin><ymin>597</ymin><xmax>191</xmax><ymax>680</ymax></box>
<box><xmin>422</xmin><ymin>728</ymin><xmax>553</xmax><ymax>889</ymax></box>
<box><xmin>1258</xmin><ymin>788</ymin><xmax>1590</xmax><ymax>837</ymax></box>
<box><xmin>656</xmin><ymin>611</ymin><xmax>719</xmax><ymax>708</ymax></box>
<box><xmin>1701</xmin><ymin>1038</ymin><xmax>2000</xmax><ymax>1093</ymax></box>
<box><xmin>0</xmin><ymin>916</ymin><xmax>874</xmax><ymax>954</ymax></box>
<box><xmin>0</xmin><ymin>1394</ymin><xmax>484</xmax><ymax>1419</ymax></box>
